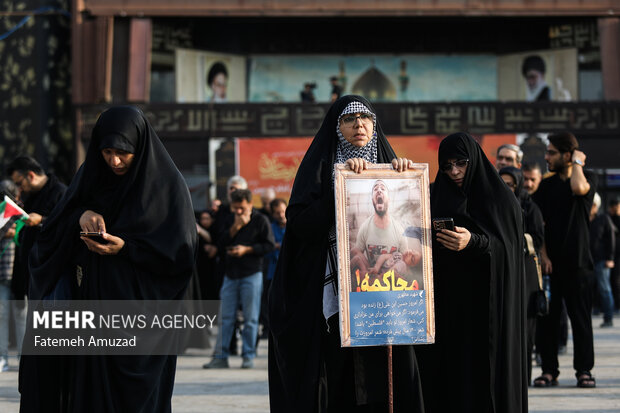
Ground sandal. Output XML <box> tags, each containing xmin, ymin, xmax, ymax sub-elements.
<box><xmin>533</xmin><ymin>373</ymin><xmax>559</xmax><ymax>387</ymax></box>
<box><xmin>576</xmin><ymin>371</ymin><xmax>596</xmax><ymax>388</ymax></box>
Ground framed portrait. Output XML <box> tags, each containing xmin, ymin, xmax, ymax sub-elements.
<box><xmin>334</xmin><ymin>163</ymin><xmax>435</xmax><ymax>347</ymax></box>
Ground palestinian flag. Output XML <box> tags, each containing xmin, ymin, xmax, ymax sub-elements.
<box><xmin>0</xmin><ymin>195</ymin><xmax>29</xmax><ymax>240</ymax></box>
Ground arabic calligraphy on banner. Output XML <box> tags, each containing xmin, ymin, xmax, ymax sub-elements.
<box><xmin>349</xmin><ymin>290</ymin><xmax>427</xmax><ymax>346</ymax></box>
<box><xmin>79</xmin><ymin>102</ymin><xmax>620</xmax><ymax>140</ymax></box>
<box><xmin>236</xmin><ymin>137</ymin><xmax>312</xmax><ymax>204</ymax></box>
<box><xmin>355</xmin><ymin>269</ymin><xmax>419</xmax><ymax>292</ymax></box>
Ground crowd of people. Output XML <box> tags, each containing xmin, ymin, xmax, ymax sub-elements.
<box><xmin>0</xmin><ymin>97</ymin><xmax>617</xmax><ymax>412</ymax></box>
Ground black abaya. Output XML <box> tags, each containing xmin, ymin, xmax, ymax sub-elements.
<box><xmin>417</xmin><ymin>133</ymin><xmax>527</xmax><ymax>413</ymax></box>
<box><xmin>19</xmin><ymin>106</ymin><xmax>197</xmax><ymax>412</ymax></box>
<box><xmin>268</xmin><ymin>95</ymin><xmax>424</xmax><ymax>413</ymax></box>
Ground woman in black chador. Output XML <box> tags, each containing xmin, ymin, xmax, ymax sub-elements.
<box><xmin>499</xmin><ymin>165</ymin><xmax>545</xmax><ymax>385</ymax></box>
<box><xmin>19</xmin><ymin>106</ymin><xmax>197</xmax><ymax>412</ymax></box>
<box><xmin>417</xmin><ymin>132</ymin><xmax>527</xmax><ymax>413</ymax></box>
<box><xmin>268</xmin><ymin>95</ymin><xmax>425</xmax><ymax>412</ymax></box>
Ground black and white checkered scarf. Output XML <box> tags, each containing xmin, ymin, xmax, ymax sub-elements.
<box><xmin>324</xmin><ymin>101</ymin><xmax>377</xmax><ymax>322</ymax></box>
<box><xmin>335</xmin><ymin>101</ymin><xmax>378</xmax><ymax>165</ymax></box>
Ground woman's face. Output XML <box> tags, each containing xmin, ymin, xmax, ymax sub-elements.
<box><xmin>500</xmin><ymin>174</ymin><xmax>517</xmax><ymax>194</ymax></box>
<box><xmin>339</xmin><ymin>112</ymin><xmax>374</xmax><ymax>148</ymax></box>
<box><xmin>440</xmin><ymin>158</ymin><xmax>468</xmax><ymax>187</ymax></box>
<box><xmin>101</xmin><ymin>148</ymin><xmax>135</xmax><ymax>175</ymax></box>
<box><xmin>199</xmin><ymin>212</ymin><xmax>213</xmax><ymax>229</ymax></box>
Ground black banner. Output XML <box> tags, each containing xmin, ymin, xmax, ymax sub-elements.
<box><xmin>79</xmin><ymin>101</ymin><xmax>620</xmax><ymax>139</ymax></box>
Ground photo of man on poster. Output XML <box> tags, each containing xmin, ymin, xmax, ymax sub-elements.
<box><xmin>349</xmin><ymin>179</ymin><xmax>422</xmax><ymax>292</ymax></box>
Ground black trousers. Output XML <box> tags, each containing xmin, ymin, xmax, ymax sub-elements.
<box><xmin>538</xmin><ymin>270</ymin><xmax>594</xmax><ymax>378</ymax></box>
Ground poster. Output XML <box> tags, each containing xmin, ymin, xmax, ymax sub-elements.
<box><xmin>175</xmin><ymin>48</ymin><xmax>247</xmax><ymax>103</ymax></box>
<box><xmin>334</xmin><ymin>164</ymin><xmax>435</xmax><ymax>347</ymax></box>
<box><xmin>249</xmin><ymin>54</ymin><xmax>497</xmax><ymax>102</ymax></box>
<box><xmin>497</xmin><ymin>48</ymin><xmax>578</xmax><ymax>101</ymax></box>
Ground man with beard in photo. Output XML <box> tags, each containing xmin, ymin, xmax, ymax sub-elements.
<box><xmin>350</xmin><ymin>179</ymin><xmax>416</xmax><ymax>285</ymax></box>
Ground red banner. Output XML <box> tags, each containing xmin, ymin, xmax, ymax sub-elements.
<box><xmin>236</xmin><ymin>137</ymin><xmax>313</xmax><ymax>206</ymax></box>
<box><xmin>236</xmin><ymin>134</ymin><xmax>517</xmax><ymax>206</ymax></box>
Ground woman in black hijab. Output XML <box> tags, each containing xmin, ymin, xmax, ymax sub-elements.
<box><xmin>418</xmin><ymin>133</ymin><xmax>527</xmax><ymax>413</ymax></box>
<box><xmin>499</xmin><ymin>165</ymin><xmax>545</xmax><ymax>384</ymax></box>
<box><xmin>20</xmin><ymin>106</ymin><xmax>197</xmax><ymax>412</ymax></box>
<box><xmin>268</xmin><ymin>95</ymin><xmax>425</xmax><ymax>413</ymax></box>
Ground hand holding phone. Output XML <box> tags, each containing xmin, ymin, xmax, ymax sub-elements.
<box><xmin>80</xmin><ymin>231</ymin><xmax>109</xmax><ymax>244</ymax></box>
<box><xmin>432</xmin><ymin>217</ymin><xmax>455</xmax><ymax>233</ymax></box>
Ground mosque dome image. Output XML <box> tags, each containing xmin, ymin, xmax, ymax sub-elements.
<box><xmin>352</xmin><ymin>63</ymin><xmax>396</xmax><ymax>101</ymax></box>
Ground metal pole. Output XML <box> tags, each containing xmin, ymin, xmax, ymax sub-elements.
<box><xmin>388</xmin><ymin>345</ymin><xmax>394</xmax><ymax>413</ymax></box>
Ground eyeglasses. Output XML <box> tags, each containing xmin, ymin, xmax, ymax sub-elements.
<box><xmin>340</xmin><ymin>113</ymin><xmax>373</xmax><ymax>126</ymax></box>
<box><xmin>503</xmin><ymin>181</ymin><xmax>517</xmax><ymax>189</ymax></box>
<box><xmin>440</xmin><ymin>159</ymin><xmax>469</xmax><ymax>172</ymax></box>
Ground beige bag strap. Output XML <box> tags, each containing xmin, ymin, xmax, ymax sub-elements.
<box><xmin>524</xmin><ymin>233</ymin><xmax>544</xmax><ymax>290</ymax></box>
<box><xmin>524</xmin><ymin>233</ymin><xmax>536</xmax><ymax>256</ymax></box>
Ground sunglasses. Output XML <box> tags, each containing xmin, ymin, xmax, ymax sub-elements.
<box><xmin>440</xmin><ymin>159</ymin><xmax>469</xmax><ymax>172</ymax></box>
<box><xmin>340</xmin><ymin>113</ymin><xmax>373</xmax><ymax>126</ymax></box>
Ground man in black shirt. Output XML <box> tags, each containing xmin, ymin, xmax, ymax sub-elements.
<box><xmin>204</xmin><ymin>189</ymin><xmax>274</xmax><ymax>369</ymax></box>
<box><xmin>532</xmin><ymin>132</ymin><xmax>597</xmax><ymax>388</ymax></box>
<box><xmin>7</xmin><ymin>156</ymin><xmax>67</xmax><ymax>300</ymax></box>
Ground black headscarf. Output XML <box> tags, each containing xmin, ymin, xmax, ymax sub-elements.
<box><xmin>500</xmin><ymin>165</ymin><xmax>544</xmax><ymax>252</ymax></box>
<box><xmin>423</xmin><ymin>132</ymin><xmax>527</xmax><ymax>413</ymax></box>
<box><xmin>268</xmin><ymin>96</ymin><xmax>423</xmax><ymax>412</ymax></box>
<box><xmin>499</xmin><ymin>166</ymin><xmax>526</xmax><ymax>200</ymax></box>
<box><xmin>28</xmin><ymin>105</ymin><xmax>197</xmax><ymax>301</ymax></box>
<box><xmin>21</xmin><ymin>106</ymin><xmax>197</xmax><ymax>412</ymax></box>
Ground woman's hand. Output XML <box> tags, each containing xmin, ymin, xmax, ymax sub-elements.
<box><xmin>346</xmin><ymin>158</ymin><xmax>369</xmax><ymax>174</ymax></box>
<box><xmin>436</xmin><ymin>226</ymin><xmax>471</xmax><ymax>251</ymax></box>
<box><xmin>81</xmin><ymin>232</ymin><xmax>125</xmax><ymax>255</ymax></box>
<box><xmin>391</xmin><ymin>157</ymin><xmax>415</xmax><ymax>172</ymax></box>
<box><xmin>79</xmin><ymin>210</ymin><xmax>106</xmax><ymax>233</ymax></box>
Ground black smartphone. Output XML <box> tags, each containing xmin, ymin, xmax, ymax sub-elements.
<box><xmin>80</xmin><ymin>231</ymin><xmax>108</xmax><ymax>244</ymax></box>
<box><xmin>432</xmin><ymin>217</ymin><xmax>455</xmax><ymax>233</ymax></box>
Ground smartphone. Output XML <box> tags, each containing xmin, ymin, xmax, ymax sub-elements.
<box><xmin>432</xmin><ymin>217</ymin><xmax>455</xmax><ymax>233</ymax></box>
<box><xmin>80</xmin><ymin>231</ymin><xmax>108</xmax><ymax>244</ymax></box>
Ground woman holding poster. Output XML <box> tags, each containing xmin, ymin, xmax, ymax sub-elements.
<box><xmin>268</xmin><ymin>95</ymin><xmax>425</xmax><ymax>412</ymax></box>
<box><xmin>418</xmin><ymin>132</ymin><xmax>527</xmax><ymax>413</ymax></box>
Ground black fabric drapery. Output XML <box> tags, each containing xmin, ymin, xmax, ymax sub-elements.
<box><xmin>19</xmin><ymin>106</ymin><xmax>197</xmax><ymax>413</ymax></box>
<box><xmin>268</xmin><ymin>95</ymin><xmax>424</xmax><ymax>413</ymax></box>
<box><xmin>418</xmin><ymin>132</ymin><xmax>527</xmax><ymax>413</ymax></box>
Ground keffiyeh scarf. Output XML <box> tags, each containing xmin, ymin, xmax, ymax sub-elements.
<box><xmin>324</xmin><ymin>101</ymin><xmax>378</xmax><ymax>322</ymax></box>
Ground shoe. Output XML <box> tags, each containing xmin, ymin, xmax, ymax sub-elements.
<box><xmin>533</xmin><ymin>373</ymin><xmax>559</xmax><ymax>387</ymax></box>
<box><xmin>241</xmin><ymin>357</ymin><xmax>254</xmax><ymax>369</ymax></box>
<box><xmin>0</xmin><ymin>358</ymin><xmax>8</xmax><ymax>372</ymax></box>
<box><xmin>576</xmin><ymin>371</ymin><xmax>596</xmax><ymax>388</ymax></box>
<box><xmin>203</xmin><ymin>358</ymin><xmax>229</xmax><ymax>369</ymax></box>
<box><xmin>600</xmin><ymin>321</ymin><xmax>613</xmax><ymax>328</ymax></box>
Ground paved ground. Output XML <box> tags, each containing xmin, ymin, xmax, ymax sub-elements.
<box><xmin>1</xmin><ymin>315</ymin><xmax>619</xmax><ymax>412</ymax></box>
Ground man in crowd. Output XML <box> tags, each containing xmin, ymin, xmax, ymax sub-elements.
<box><xmin>495</xmin><ymin>143</ymin><xmax>523</xmax><ymax>170</ymax></box>
<box><xmin>589</xmin><ymin>193</ymin><xmax>616</xmax><ymax>328</ymax></box>
<box><xmin>522</xmin><ymin>162</ymin><xmax>543</xmax><ymax>195</ymax></box>
<box><xmin>204</xmin><ymin>189</ymin><xmax>274</xmax><ymax>369</ymax></box>
<box><xmin>258</xmin><ymin>188</ymin><xmax>276</xmax><ymax>220</ymax></box>
<box><xmin>7</xmin><ymin>157</ymin><xmax>66</xmax><ymax>299</ymax></box>
<box><xmin>532</xmin><ymin>132</ymin><xmax>597</xmax><ymax>388</ymax></box>
<box><xmin>6</xmin><ymin>156</ymin><xmax>66</xmax><ymax>358</ymax></box>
